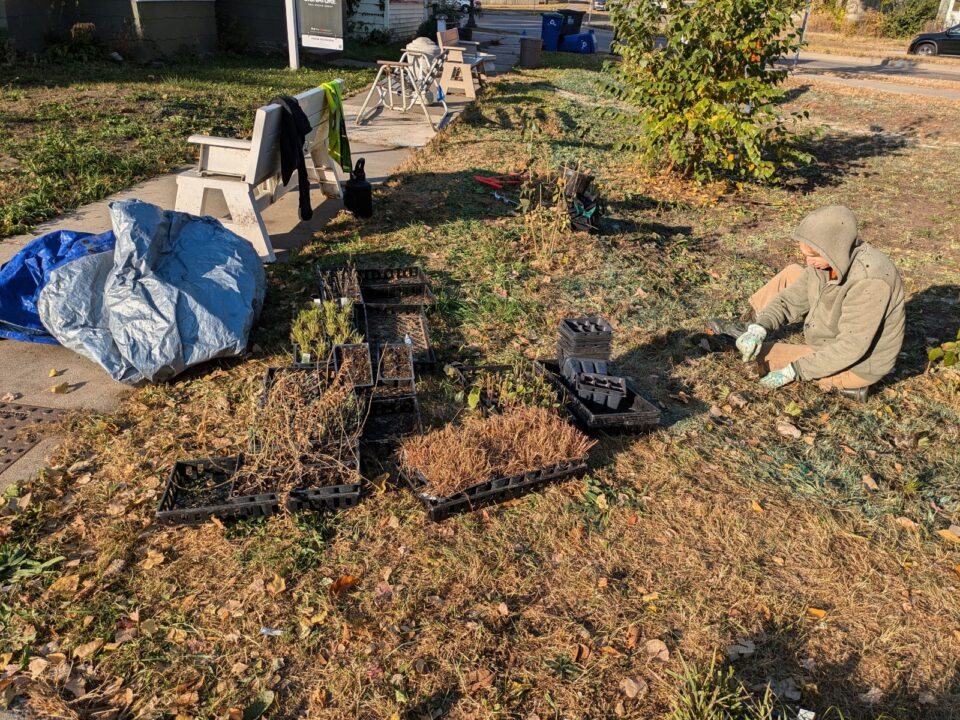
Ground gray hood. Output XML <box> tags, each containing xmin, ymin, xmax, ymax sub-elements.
<box><xmin>790</xmin><ymin>205</ymin><xmax>860</xmax><ymax>281</ymax></box>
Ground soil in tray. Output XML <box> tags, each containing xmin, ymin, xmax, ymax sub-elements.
<box><xmin>170</xmin><ymin>464</ymin><xmax>234</xmax><ymax>509</ymax></box>
<box><xmin>336</xmin><ymin>344</ymin><xmax>374</xmax><ymax>387</ymax></box>
<box><xmin>365</xmin><ymin>311</ymin><xmax>429</xmax><ymax>352</ymax></box>
<box><xmin>378</xmin><ymin>343</ymin><xmax>415</xmax><ymax>382</ymax></box>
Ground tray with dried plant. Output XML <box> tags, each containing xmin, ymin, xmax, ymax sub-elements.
<box><xmin>362</xmin><ymin>395</ymin><xmax>421</xmax><ymax>445</ymax></box>
<box><xmin>241</xmin><ymin>366</ymin><xmax>368</xmax><ymax>513</ymax></box>
<box><xmin>376</xmin><ymin>343</ymin><xmax>416</xmax><ymax>387</ymax></box>
<box><xmin>400</xmin><ymin>405</ymin><xmax>594</xmax><ymax>520</ymax></box>
<box><xmin>335</xmin><ymin>343</ymin><xmax>375</xmax><ymax>388</ymax></box>
<box><xmin>155</xmin><ymin>457</ymin><xmax>279</xmax><ymax>526</ymax></box>
<box><xmin>318</xmin><ymin>267</ymin><xmax>362</xmax><ymax>304</ymax></box>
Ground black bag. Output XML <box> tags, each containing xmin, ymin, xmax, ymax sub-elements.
<box><xmin>343</xmin><ymin>158</ymin><xmax>372</xmax><ymax>218</ymax></box>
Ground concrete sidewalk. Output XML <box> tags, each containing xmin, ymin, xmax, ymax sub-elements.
<box><xmin>0</xmin><ymin>77</ymin><xmax>488</xmax><ymax>491</ymax></box>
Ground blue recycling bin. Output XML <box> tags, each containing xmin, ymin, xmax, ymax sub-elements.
<box><xmin>541</xmin><ymin>12</ymin><xmax>563</xmax><ymax>52</ymax></box>
<box><xmin>560</xmin><ymin>30</ymin><xmax>596</xmax><ymax>54</ymax></box>
<box><xmin>557</xmin><ymin>9</ymin><xmax>585</xmax><ymax>37</ymax></box>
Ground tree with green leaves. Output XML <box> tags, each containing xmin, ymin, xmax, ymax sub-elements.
<box><xmin>601</xmin><ymin>0</ymin><xmax>812</xmax><ymax>182</ymax></box>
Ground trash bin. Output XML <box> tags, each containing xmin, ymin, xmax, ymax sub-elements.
<box><xmin>557</xmin><ymin>9</ymin><xmax>585</xmax><ymax>37</ymax></box>
<box><xmin>519</xmin><ymin>37</ymin><xmax>543</xmax><ymax>69</ymax></box>
<box><xmin>540</xmin><ymin>12</ymin><xmax>563</xmax><ymax>52</ymax></box>
<box><xmin>559</xmin><ymin>30</ymin><xmax>596</xmax><ymax>54</ymax></box>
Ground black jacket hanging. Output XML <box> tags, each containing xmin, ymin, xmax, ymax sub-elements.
<box><xmin>269</xmin><ymin>95</ymin><xmax>313</xmax><ymax>222</ymax></box>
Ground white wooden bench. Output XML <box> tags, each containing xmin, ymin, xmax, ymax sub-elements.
<box><xmin>174</xmin><ymin>83</ymin><xmax>343</xmax><ymax>263</ymax></box>
<box><xmin>436</xmin><ymin>29</ymin><xmax>496</xmax><ymax>100</ymax></box>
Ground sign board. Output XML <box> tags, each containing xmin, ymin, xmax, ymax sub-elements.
<box><xmin>299</xmin><ymin>0</ymin><xmax>344</xmax><ymax>50</ymax></box>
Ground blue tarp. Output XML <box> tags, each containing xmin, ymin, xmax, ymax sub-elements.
<box><xmin>0</xmin><ymin>230</ymin><xmax>116</xmax><ymax>344</ymax></box>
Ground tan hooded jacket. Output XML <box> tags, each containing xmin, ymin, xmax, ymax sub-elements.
<box><xmin>755</xmin><ymin>206</ymin><xmax>905</xmax><ymax>384</ymax></box>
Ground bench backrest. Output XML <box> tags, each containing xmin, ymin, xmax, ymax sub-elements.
<box><xmin>437</xmin><ymin>28</ymin><xmax>460</xmax><ymax>49</ymax></box>
<box><xmin>245</xmin><ymin>104</ymin><xmax>283</xmax><ymax>186</ymax></box>
<box><xmin>295</xmin><ymin>86</ymin><xmax>329</xmax><ymax>155</ymax></box>
<box><xmin>244</xmin><ymin>79</ymin><xmax>342</xmax><ymax>186</ymax></box>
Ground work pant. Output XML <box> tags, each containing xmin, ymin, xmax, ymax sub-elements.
<box><xmin>747</xmin><ymin>264</ymin><xmax>871</xmax><ymax>391</ymax></box>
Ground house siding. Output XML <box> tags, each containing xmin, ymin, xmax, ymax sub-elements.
<box><xmin>215</xmin><ymin>0</ymin><xmax>288</xmax><ymax>49</ymax></box>
<box><xmin>387</xmin><ymin>0</ymin><xmax>424</xmax><ymax>39</ymax></box>
<box><xmin>133</xmin><ymin>0</ymin><xmax>217</xmax><ymax>56</ymax></box>
<box><xmin>2</xmin><ymin>0</ymin><xmax>215</xmax><ymax>56</ymax></box>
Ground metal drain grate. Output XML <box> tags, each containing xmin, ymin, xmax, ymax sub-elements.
<box><xmin>0</xmin><ymin>402</ymin><xmax>65</xmax><ymax>476</ymax></box>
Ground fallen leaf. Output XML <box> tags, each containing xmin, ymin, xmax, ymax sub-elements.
<box><xmin>27</xmin><ymin>657</ymin><xmax>48</xmax><ymax>678</ymax></box>
<box><xmin>783</xmin><ymin>401</ymin><xmax>803</xmax><ymax>417</ymax></box>
<box><xmin>953</xmin><ymin>564</ymin><xmax>960</xmax><ymax>581</ymax></box>
<box><xmin>48</xmin><ymin>368</ymin><xmax>61</xmax><ymax>378</ymax></box>
<box><xmin>600</xmin><ymin>645</ymin><xmax>623</xmax><ymax>656</ymax></box>
<box><xmin>937</xmin><ymin>528</ymin><xmax>960</xmax><ymax>545</ymax></box>
<box><xmin>330</xmin><ymin>575</ymin><xmax>358</xmax><ymax>595</ymax></box>
<box><xmin>571</xmin><ymin>643</ymin><xmax>591</xmax><ymax>663</ymax></box>
<box><xmin>140</xmin><ymin>550</ymin><xmax>165</xmax><ymax>570</ymax></box>
<box><xmin>644</xmin><ymin>639</ymin><xmax>669</xmax><ymax>663</ymax></box>
<box><xmin>919</xmin><ymin>691</ymin><xmax>937</xmax><ymax>705</ymax></box>
<box><xmin>1</xmin><ymin>392</ymin><xmax>20</xmax><ymax>402</ymax></box>
<box><xmin>859</xmin><ymin>687</ymin><xmax>883</xmax><ymax>705</ymax></box>
<box><xmin>776</xmin><ymin>421</ymin><xmax>801</xmax><ymax>440</ymax></box>
<box><xmin>896</xmin><ymin>516</ymin><xmax>919</xmax><ymax>532</ymax></box>
<box><xmin>51</xmin><ymin>382</ymin><xmax>70</xmax><ymax>394</ymax></box>
<box><xmin>807</xmin><ymin>607</ymin><xmax>827</xmax><ymax>619</ymax></box>
<box><xmin>626</xmin><ymin>512</ymin><xmax>638</xmax><ymax>526</ymax></box>
<box><xmin>496</xmin><ymin>602</ymin><xmax>509</xmax><ymax>617</ymax></box>
<box><xmin>466</xmin><ymin>667</ymin><xmax>494</xmax><ymax>693</ymax></box>
<box><xmin>266</xmin><ymin>573</ymin><xmax>286</xmax><ymax>596</ymax></box>
<box><xmin>727</xmin><ymin>391</ymin><xmax>749</xmax><ymax>409</ymax></box>
<box><xmin>619</xmin><ymin>676</ymin><xmax>648</xmax><ymax>699</ymax></box>
<box><xmin>862</xmin><ymin>474</ymin><xmax>879</xmax><ymax>492</ymax></box>
<box><xmin>231</xmin><ymin>662</ymin><xmax>248</xmax><ymax>676</ymax></box>
<box><xmin>47</xmin><ymin>573</ymin><xmax>80</xmax><ymax>597</ymax></box>
<box><xmin>726</xmin><ymin>638</ymin><xmax>756</xmax><ymax>659</ymax></box>
<box><xmin>73</xmin><ymin>639</ymin><xmax>104</xmax><ymax>660</ymax></box>
<box><xmin>625</xmin><ymin>625</ymin><xmax>639</xmax><ymax>649</ymax></box>
<box><xmin>750</xmin><ymin>500</ymin><xmax>764</xmax><ymax>514</ymax></box>
<box><xmin>597</xmin><ymin>577</ymin><xmax>608</xmax><ymax>589</ymax></box>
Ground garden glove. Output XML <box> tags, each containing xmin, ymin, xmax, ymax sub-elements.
<box><xmin>759</xmin><ymin>362</ymin><xmax>797</xmax><ymax>389</ymax></box>
<box><xmin>735</xmin><ymin>323</ymin><xmax>767</xmax><ymax>363</ymax></box>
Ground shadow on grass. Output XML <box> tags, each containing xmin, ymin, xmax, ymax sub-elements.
<box><xmin>725</xmin><ymin>616</ymin><xmax>960</xmax><ymax>720</ymax></box>
<box><xmin>892</xmin><ymin>283</ymin><xmax>960</xmax><ymax>383</ymax></box>
<box><xmin>784</xmin><ymin>128</ymin><xmax>909</xmax><ymax>193</ymax></box>
<box><xmin>615</xmin><ymin>328</ymin><xmax>710</xmax><ymax>429</ymax></box>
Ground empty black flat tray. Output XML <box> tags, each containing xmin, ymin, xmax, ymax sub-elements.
<box><xmin>536</xmin><ymin>360</ymin><xmax>660</xmax><ymax>432</ymax></box>
<box><xmin>406</xmin><ymin>458</ymin><xmax>588</xmax><ymax>522</ymax></box>
<box><xmin>156</xmin><ymin>458</ymin><xmax>279</xmax><ymax>526</ymax></box>
<box><xmin>286</xmin><ymin>482</ymin><xmax>363</xmax><ymax>513</ymax></box>
<box><xmin>362</xmin><ymin>394</ymin><xmax>421</xmax><ymax>443</ymax></box>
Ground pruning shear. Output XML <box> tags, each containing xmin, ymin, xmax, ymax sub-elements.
<box><xmin>473</xmin><ymin>173</ymin><xmax>526</xmax><ymax>190</ymax></box>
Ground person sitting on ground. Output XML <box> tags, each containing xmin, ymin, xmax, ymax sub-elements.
<box><xmin>708</xmin><ymin>205</ymin><xmax>905</xmax><ymax>402</ymax></box>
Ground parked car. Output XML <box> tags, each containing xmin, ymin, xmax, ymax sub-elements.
<box><xmin>908</xmin><ymin>24</ymin><xmax>960</xmax><ymax>56</ymax></box>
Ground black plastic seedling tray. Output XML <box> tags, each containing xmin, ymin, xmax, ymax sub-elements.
<box><xmin>156</xmin><ymin>458</ymin><xmax>279</xmax><ymax>526</ymax></box>
<box><xmin>561</xmin><ymin>357</ymin><xmax>610</xmax><ymax>382</ymax></box>
<box><xmin>365</xmin><ymin>306</ymin><xmax>437</xmax><ymax>371</ymax></box>
<box><xmin>406</xmin><ymin>458</ymin><xmax>588</xmax><ymax>522</ymax></box>
<box><xmin>536</xmin><ymin>360</ymin><xmax>660</xmax><ymax>433</ymax></box>
<box><xmin>318</xmin><ymin>267</ymin><xmax>363</xmax><ymax>303</ymax></box>
<box><xmin>362</xmin><ymin>394</ymin><xmax>421</xmax><ymax>444</ymax></box>
<box><xmin>335</xmin><ymin>343</ymin><xmax>375</xmax><ymax>389</ymax></box>
<box><xmin>559</xmin><ymin>316</ymin><xmax>613</xmax><ymax>340</ymax></box>
<box><xmin>375</xmin><ymin>343</ymin><xmax>416</xmax><ymax>387</ymax></box>
<box><xmin>286</xmin><ymin>481</ymin><xmax>363</xmax><ymax>513</ymax></box>
<box><xmin>358</xmin><ymin>266</ymin><xmax>430</xmax><ymax>289</ymax></box>
<box><xmin>575</xmin><ymin>373</ymin><xmax>628</xmax><ymax>410</ymax></box>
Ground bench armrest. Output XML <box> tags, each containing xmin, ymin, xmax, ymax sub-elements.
<box><xmin>187</xmin><ymin>135</ymin><xmax>252</xmax><ymax>151</ymax></box>
<box><xmin>458</xmin><ymin>40</ymin><xmax>481</xmax><ymax>52</ymax></box>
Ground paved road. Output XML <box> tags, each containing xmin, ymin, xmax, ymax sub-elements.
<box><xmin>477</xmin><ymin>9</ymin><xmax>960</xmax><ymax>90</ymax></box>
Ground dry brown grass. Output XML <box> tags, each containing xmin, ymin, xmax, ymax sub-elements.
<box><xmin>401</xmin><ymin>406</ymin><xmax>595</xmax><ymax>496</ymax></box>
<box><xmin>235</xmin><ymin>367</ymin><xmax>366</xmax><ymax>498</ymax></box>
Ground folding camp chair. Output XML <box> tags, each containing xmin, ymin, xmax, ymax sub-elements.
<box><xmin>355</xmin><ymin>49</ymin><xmax>450</xmax><ymax>131</ymax></box>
